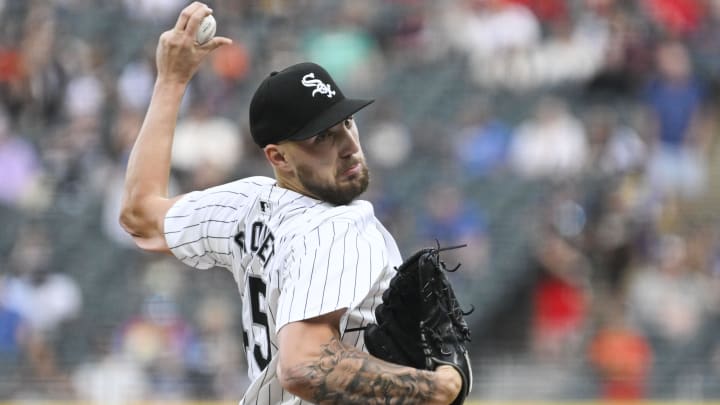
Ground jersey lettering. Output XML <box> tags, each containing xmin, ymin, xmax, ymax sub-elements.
<box><xmin>235</xmin><ymin>221</ymin><xmax>276</xmax><ymax>267</ymax></box>
<box><xmin>250</xmin><ymin>222</ymin><xmax>266</xmax><ymax>251</ymax></box>
<box><xmin>234</xmin><ymin>231</ymin><xmax>245</xmax><ymax>252</ymax></box>
<box><xmin>245</xmin><ymin>276</ymin><xmax>271</xmax><ymax>370</ymax></box>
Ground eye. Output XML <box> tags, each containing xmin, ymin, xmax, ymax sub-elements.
<box><xmin>314</xmin><ymin>131</ymin><xmax>331</xmax><ymax>143</ymax></box>
<box><xmin>344</xmin><ymin>116</ymin><xmax>354</xmax><ymax>129</ymax></box>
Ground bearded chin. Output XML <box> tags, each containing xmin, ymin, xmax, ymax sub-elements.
<box><xmin>298</xmin><ymin>164</ymin><xmax>370</xmax><ymax>206</ymax></box>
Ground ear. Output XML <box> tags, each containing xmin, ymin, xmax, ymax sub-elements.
<box><xmin>264</xmin><ymin>144</ymin><xmax>291</xmax><ymax>171</ymax></box>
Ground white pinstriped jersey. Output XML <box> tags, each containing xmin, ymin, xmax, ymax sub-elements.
<box><xmin>164</xmin><ymin>176</ymin><xmax>401</xmax><ymax>405</ymax></box>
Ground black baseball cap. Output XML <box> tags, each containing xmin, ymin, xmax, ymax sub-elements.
<box><xmin>249</xmin><ymin>62</ymin><xmax>374</xmax><ymax>147</ymax></box>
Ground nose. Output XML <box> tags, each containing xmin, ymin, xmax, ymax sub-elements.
<box><xmin>337</xmin><ymin>126</ymin><xmax>360</xmax><ymax>158</ymax></box>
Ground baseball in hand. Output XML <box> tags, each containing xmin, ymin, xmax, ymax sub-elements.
<box><xmin>196</xmin><ymin>14</ymin><xmax>216</xmax><ymax>45</ymax></box>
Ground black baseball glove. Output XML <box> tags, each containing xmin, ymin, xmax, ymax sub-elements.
<box><xmin>364</xmin><ymin>245</ymin><xmax>473</xmax><ymax>405</ymax></box>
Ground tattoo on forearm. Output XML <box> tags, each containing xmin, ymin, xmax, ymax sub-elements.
<box><xmin>285</xmin><ymin>337</ymin><xmax>436</xmax><ymax>404</ymax></box>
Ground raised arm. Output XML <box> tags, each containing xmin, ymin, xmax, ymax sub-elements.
<box><xmin>119</xmin><ymin>2</ymin><xmax>232</xmax><ymax>253</ymax></box>
<box><xmin>277</xmin><ymin>310</ymin><xmax>462</xmax><ymax>404</ymax></box>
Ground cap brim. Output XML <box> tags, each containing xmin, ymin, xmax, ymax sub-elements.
<box><xmin>287</xmin><ymin>98</ymin><xmax>374</xmax><ymax>142</ymax></box>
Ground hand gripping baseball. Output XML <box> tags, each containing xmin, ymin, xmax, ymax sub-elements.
<box><xmin>364</xmin><ymin>245</ymin><xmax>474</xmax><ymax>405</ymax></box>
<box><xmin>156</xmin><ymin>2</ymin><xmax>232</xmax><ymax>85</ymax></box>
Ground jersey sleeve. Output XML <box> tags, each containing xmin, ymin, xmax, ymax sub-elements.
<box><xmin>276</xmin><ymin>220</ymin><xmax>384</xmax><ymax>331</ymax></box>
<box><xmin>164</xmin><ymin>182</ymin><xmax>248</xmax><ymax>270</ymax></box>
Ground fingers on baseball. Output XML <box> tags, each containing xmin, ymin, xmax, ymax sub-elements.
<box><xmin>175</xmin><ymin>2</ymin><xmax>211</xmax><ymax>33</ymax></box>
<box><xmin>186</xmin><ymin>8</ymin><xmax>213</xmax><ymax>40</ymax></box>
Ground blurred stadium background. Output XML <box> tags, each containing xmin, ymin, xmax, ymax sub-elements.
<box><xmin>1</xmin><ymin>0</ymin><xmax>720</xmax><ymax>403</ymax></box>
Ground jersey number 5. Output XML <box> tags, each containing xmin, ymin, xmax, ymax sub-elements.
<box><xmin>244</xmin><ymin>276</ymin><xmax>271</xmax><ymax>370</ymax></box>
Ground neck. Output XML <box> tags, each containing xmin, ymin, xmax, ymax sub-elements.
<box><xmin>275</xmin><ymin>175</ymin><xmax>320</xmax><ymax>201</ymax></box>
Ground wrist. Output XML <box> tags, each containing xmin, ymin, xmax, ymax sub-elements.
<box><xmin>150</xmin><ymin>79</ymin><xmax>189</xmax><ymax>108</ymax></box>
<box><xmin>435</xmin><ymin>365</ymin><xmax>462</xmax><ymax>404</ymax></box>
<box><xmin>154</xmin><ymin>78</ymin><xmax>189</xmax><ymax>94</ymax></box>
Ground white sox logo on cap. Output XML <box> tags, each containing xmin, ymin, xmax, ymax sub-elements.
<box><xmin>301</xmin><ymin>73</ymin><xmax>336</xmax><ymax>98</ymax></box>
<box><xmin>249</xmin><ymin>62</ymin><xmax>373</xmax><ymax>147</ymax></box>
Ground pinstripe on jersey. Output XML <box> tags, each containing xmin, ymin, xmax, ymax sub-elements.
<box><xmin>164</xmin><ymin>176</ymin><xmax>401</xmax><ymax>404</ymax></box>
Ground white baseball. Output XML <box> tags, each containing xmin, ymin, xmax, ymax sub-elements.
<box><xmin>196</xmin><ymin>14</ymin><xmax>216</xmax><ymax>45</ymax></box>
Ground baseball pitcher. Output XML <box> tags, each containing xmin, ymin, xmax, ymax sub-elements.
<box><xmin>120</xmin><ymin>2</ymin><xmax>472</xmax><ymax>404</ymax></box>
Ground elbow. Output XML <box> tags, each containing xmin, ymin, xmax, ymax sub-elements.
<box><xmin>118</xmin><ymin>206</ymin><xmax>168</xmax><ymax>253</ymax></box>
<box><xmin>275</xmin><ymin>362</ymin><xmax>302</xmax><ymax>395</ymax></box>
<box><xmin>118</xmin><ymin>200</ymin><xmax>142</xmax><ymax>237</ymax></box>
<box><xmin>277</xmin><ymin>359</ymin><xmax>309</xmax><ymax>397</ymax></box>
<box><xmin>118</xmin><ymin>193</ymin><xmax>175</xmax><ymax>254</ymax></box>
<box><xmin>118</xmin><ymin>197</ymin><xmax>155</xmax><ymax>243</ymax></box>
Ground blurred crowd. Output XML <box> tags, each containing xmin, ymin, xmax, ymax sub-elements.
<box><xmin>1</xmin><ymin>0</ymin><xmax>720</xmax><ymax>402</ymax></box>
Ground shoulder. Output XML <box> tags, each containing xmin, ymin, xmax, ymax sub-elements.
<box><xmin>238</xmin><ymin>176</ymin><xmax>277</xmax><ymax>187</ymax></box>
<box><xmin>166</xmin><ymin>177</ymin><xmax>278</xmax><ymax>224</ymax></box>
<box><xmin>179</xmin><ymin>176</ymin><xmax>275</xmax><ymax>202</ymax></box>
<box><xmin>288</xmin><ymin>200</ymin><xmax>376</xmax><ymax>241</ymax></box>
<box><xmin>218</xmin><ymin>176</ymin><xmax>276</xmax><ymax>194</ymax></box>
<box><xmin>303</xmin><ymin>200</ymin><xmax>374</xmax><ymax>226</ymax></box>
